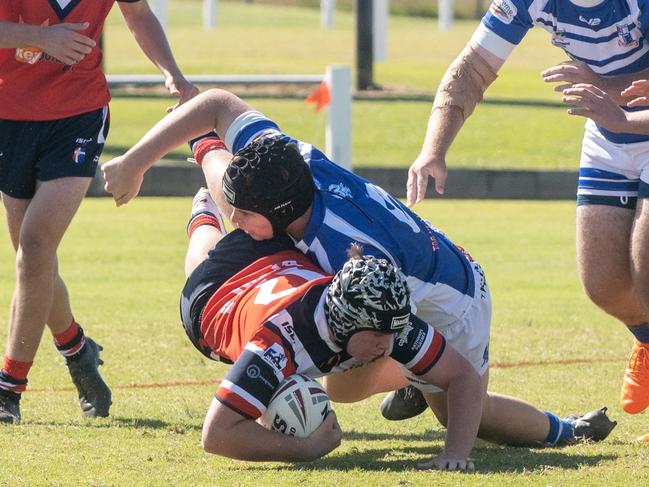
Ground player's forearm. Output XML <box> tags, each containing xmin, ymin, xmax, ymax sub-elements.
<box><xmin>443</xmin><ymin>371</ymin><xmax>483</xmax><ymax>459</ymax></box>
<box><xmin>616</xmin><ymin>110</ymin><xmax>649</xmax><ymax>134</ymax></box>
<box><xmin>122</xmin><ymin>90</ymin><xmax>231</xmax><ymax>171</ymax></box>
<box><xmin>603</xmin><ymin>68</ymin><xmax>649</xmax><ymax>104</ymax></box>
<box><xmin>0</xmin><ymin>21</ymin><xmax>44</xmax><ymax>49</ymax></box>
<box><xmin>422</xmin><ymin>43</ymin><xmax>499</xmax><ymax>161</ymax></box>
<box><xmin>122</xmin><ymin>9</ymin><xmax>183</xmax><ymax>80</ymax></box>
<box><xmin>203</xmin><ymin>418</ymin><xmax>323</xmax><ymax>462</ymax></box>
<box><xmin>419</xmin><ymin>106</ymin><xmax>464</xmax><ymax>163</ymax></box>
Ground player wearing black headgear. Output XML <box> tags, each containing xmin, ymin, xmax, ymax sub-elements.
<box><xmin>222</xmin><ymin>136</ymin><xmax>315</xmax><ymax>235</ymax></box>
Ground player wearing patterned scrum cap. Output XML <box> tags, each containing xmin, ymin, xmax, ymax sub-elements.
<box><xmin>407</xmin><ymin>0</ymin><xmax>649</xmax><ymax>422</ymax></box>
<box><xmin>181</xmin><ymin>190</ymin><xmax>482</xmax><ymax>468</ymax></box>
<box><xmin>102</xmin><ymin>89</ymin><xmax>617</xmax><ymax>463</ymax></box>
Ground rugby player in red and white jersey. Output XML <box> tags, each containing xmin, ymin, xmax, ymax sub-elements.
<box><xmin>0</xmin><ymin>0</ymin><xmax>198</xmax><ymax>423</ymax></box>
<box><xmin>181</xmin><ymin>187</ymin><xmax>484</xmax><ymax>469</ymax></box>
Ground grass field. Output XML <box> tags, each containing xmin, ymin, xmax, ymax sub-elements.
<box><xmin>102</xmin><ymin>0</ymin><xmax>586</xmax><ymax>170</ymax></box>
<box><xmin>1</xmin><ymin>199</ymin><xmax>648</xmax><ymax>486</ymax></box>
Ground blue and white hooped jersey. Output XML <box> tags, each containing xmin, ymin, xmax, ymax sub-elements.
<box><xmin>475</xmin><ymin>0</ymin><xmax>649</xmax><ymax>143</ymax></box>
<box><xmin>224</xmin><ymin>111</ymin><xmax>477</xmax><ymax>325</ymax></box>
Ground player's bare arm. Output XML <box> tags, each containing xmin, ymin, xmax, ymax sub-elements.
<box><xmin>102</xmin><ymin>89</ymin><xmax>251</xmax><ymax>205</ymax></box>
<box><xmin>562</xmin><ymin>83</ymin><xmax>649</xmax><ymax>135</ymax></box>
<box><xmin>202</xmin><ymin>398</ymin><xmax>342</xmax><ymax>462</ymax></box>
<box><xmin>415</xmin><ymin>341</ymin><xmax>482</xmax><ymax>471</ymax></box>
<box><xmin>407</xmin><ymin>42</ymin><xmax>502</xmax><ymax>206</ymax></box>
<box><xmin>542</xmin><ymin>61</ymin><xmax>649</xmax><ymax>106</ymax></box>
<box><xmin>0</xmin><ymin>20</ymin><xmax>94</xmax><ymax>65</ymax></box>
<box><xmin>118</xmin><ymin>0</ymin><xmax>198</xmax><ymax>110</ymax></box>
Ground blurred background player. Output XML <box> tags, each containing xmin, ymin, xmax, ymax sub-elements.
<box><xmin>101</xmin><ymin>87</ymin><xmax>617</xmax><ymax>449</ymax></box>
<box><xmin>406</xmin><ymin>0</ymin><xmax>649</xmax><ymax>423</ymax></box>
<box><xmin>0</xmin><ymin>0</ymin><xmax>198</xmax><ymax>423</ymax></box>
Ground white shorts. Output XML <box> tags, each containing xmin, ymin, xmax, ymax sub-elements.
<box><xmin>402</xmin><ymin>260</ymin><xmax>492</xmax><ymax>394</ymax></box>
<box><xmin>579</xmin><ymin>120</ymin><xmax>649</xmax><ymax>207</ymax></box>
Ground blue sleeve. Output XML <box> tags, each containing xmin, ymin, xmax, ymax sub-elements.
<box><xmin>482</xmin><ymin>0</ymin><xmax>534</xmax><ymax>46</ymax></box>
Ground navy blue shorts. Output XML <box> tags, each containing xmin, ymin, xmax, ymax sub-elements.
<box><xmin>180</xmin><ymin>229</ymin><xmax>295</xmax><ymax>359</ymax></box>
<box><xmin>0</xmin><ymin>107</ymin><xmax>109</xmax><ymax>198</ymax></box>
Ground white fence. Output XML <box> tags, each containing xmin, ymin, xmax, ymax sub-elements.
<box><xmin>106</xmin><ymin>66</ymin><xmax>353</xmax><ymax>169</ymax></box>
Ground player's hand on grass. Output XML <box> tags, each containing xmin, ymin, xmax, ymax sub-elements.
<box><xmin>541</xmin><ymin>60</ymin><xmax>601</xmax><ymax>94</ymax></box>
<box><xmin>305</xmin><ymin>410</ymin><xmax>342</xmax><ymax>460</ymax></box>
<box><xmin>102</xmin><ymin>155</ymin><xmax>145</xmax><ymax>206</ymax></box>
<box><xmin>416</xmin><ymin>453</ymin><xmax>475</xmax><ymax>472</ymax></box>
<box><xmin>622</xmin><ymin>79</ymin><xmax>649</xmax><ymax>107</ymax></box>
<box><xmin>406</xmin><ymin>153</ymin><xmax>448</xmax><ymax>206</ymax></box>
<box><xmin>39</xmin><ymin>22</ymin><xmax>95</xmax><ymax>65</ymax></box>
<box><xmin>165</xmin><ymin>75</ymin><xmax>199</xmax><ymax>112</ymax></box>
<box><xmin>562</xmin><ymin>84</ymin><xmax>628</xmax><ymax>132</ymax></box>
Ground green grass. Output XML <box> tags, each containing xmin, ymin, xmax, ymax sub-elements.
<box><xmin>101</xmin><ymin>1</ymin><xmax>581</xmax><ymax>170</ymax></box>
<box><xmin>1</xmin><ymin>199</ymin><xmax>648</xmax><ymax>485</ymax></box>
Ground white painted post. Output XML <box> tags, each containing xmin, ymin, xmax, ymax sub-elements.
<box><xmin>321</xmin><ymin>0</ymin><xmax>336</xmax><ymax>29</ymax></box>
<box><xmin>326</xmin><ymin>66</ymin><xmax>352</xmax><ymax>170</ymax></box>
<box><xmin>438</xmin><ymin>0</ymin><xmax>454</xmax><ymax>31</ymax></box>
<box><xmin>373</xmin><ymin>0</ymin><xmax>388</xmax><ymax>61</ymax></box>
<box><xmin>151</xmin><ymin>0</ymin><xmax>168</xmax><ymax>32</ymax></box>
<box><xmin>203</xmin><ymin>0</ymin><xmax>217</xmax><ymax>30</ymax></box>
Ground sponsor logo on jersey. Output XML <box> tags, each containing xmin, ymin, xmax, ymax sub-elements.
<box><xmin>277</xmin><ymin>319</ymin><xmax>297</xmax><ymax>344</ymax></box>
<box><xmin>413</xmin><ymin>329</ymin><xmax>426</xmax><ymax>351</ymax></box>
<box><xmin>261</xmin><ymin>343</ymin><xmax>288</xmax><ymax>372</ymax></box>
<box><xmin>328</xmin><ymin>182</ymin><xmax>352</xmax><ymax>198</ymax></box>
<box><xmin>390</xmin><ymin>314</ymin><xmax>410</xmax><ymax>331</ymax></box>
<box><xmin>246</xmin><ymin>364</ymin><xmax>274</xmax><ymax>389</ymax></box>
<box><xmin>617</xmin><ymin>24</ymin><xmax>639</xmax><ymax>48</ymax></box>
<box><xmin>15</xmin><ymin>18</ymin><xmax>49</xmax><ymax>64</ymax></box>
<box><xmin>579</xmin><ymin>16</ymin><xmax>601</xmax><ymax>27</ymax></box>
<box><xmin>490</xmin><ymin>0</ymin><xmax>516</xmax><ymax>24</ymax></box>
<box><xmin>396</xmin><ymin>321</ymin><xmax>414</xmax><ymax>347</ymax></box>
<box><xmin>72</xmin><ymin>147</ymin><xmax>86</xmax><ymax>164</ymax></box>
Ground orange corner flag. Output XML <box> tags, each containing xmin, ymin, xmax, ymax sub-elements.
<box><xmin>305</xmin><ymin>81</ymin><xmax>331</xmax><ymax>112</ymax></box>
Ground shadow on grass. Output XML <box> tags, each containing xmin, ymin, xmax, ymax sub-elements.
<box><xmin>24</xmin><ymin>416</ymin><xmax>203</xmax><ymax>433</ymax></box>
<box><xmin>244</xmin><ymin>428</ymin><xmax>618</xmax><ymax>473</ymax></box>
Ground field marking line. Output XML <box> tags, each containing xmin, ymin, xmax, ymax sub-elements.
<box><xmin>27</xmin><ymin>356</ymin><xmax>625</xmax><ymax>393</ymax></box>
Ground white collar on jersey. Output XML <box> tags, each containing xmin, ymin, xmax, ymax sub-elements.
<box><xmin>569</xmin><ymin>0</ymin><xmax>606</xmax><ymax>7</ymax></box>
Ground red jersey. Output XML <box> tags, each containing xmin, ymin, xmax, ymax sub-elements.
<box><xmin>199</xmin><ymin>251</ymin><xmax>332</xmax><ymax>364</ymax></box>
<box><xmin>195</xmin><ymin>249</ymin><xmax>446</xmax><ymax>419</ymax></box>
<box><xmin>0</xmin><ymin>0</ymin><xmax>138</xmax><ymax>121</ymax></box>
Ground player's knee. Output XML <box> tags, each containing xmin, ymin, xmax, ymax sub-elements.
<box><xmin>16</xmin><ymin>233</ymin><xmax>57</xmax><ymax>272</ymax></box>
<box><xmin>581</xmin><ymin>275</ymin><xmax>626</xmax><ymax>309</ymax></box>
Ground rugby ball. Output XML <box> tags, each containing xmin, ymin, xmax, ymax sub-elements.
<box><xmin>260</xmin><ymin>374</ymin><xmax>331</xmax><ymax>438</ymax></box>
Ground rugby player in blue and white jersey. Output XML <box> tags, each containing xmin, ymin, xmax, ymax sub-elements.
<box><xmin>101</xmin><ymin>88</ymin><xmax>616</xmax><ymax>453</ymax></box>
<box><xmin>180</xmin><ymin>188</ymin><xmax>482</xmax><ymax>468</ymax></box>
<box><xmin>407</xmin><ymin>0</ymin><xmax>649</xmax><ymax>421</ymax></box>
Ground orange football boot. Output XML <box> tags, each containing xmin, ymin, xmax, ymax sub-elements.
<box><xmin>621</xmin><ymin>340</ymin><xmax>649</xmax><ymax>414</ymax></box>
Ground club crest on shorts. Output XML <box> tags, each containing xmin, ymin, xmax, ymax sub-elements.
<box><xmin>72</xmin><ymin>146</ymin><xmax>87</xmax><ymax>164</ymax></box>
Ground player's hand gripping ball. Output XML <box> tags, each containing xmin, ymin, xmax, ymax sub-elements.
<box><xmin>260</xmin><ymin>374</ymin><xmax>331</xmax><ymax>437</ymax></box>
